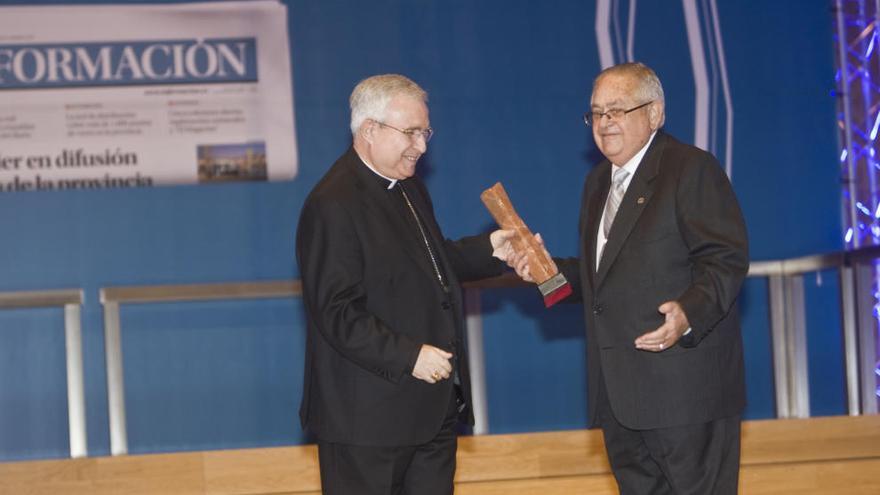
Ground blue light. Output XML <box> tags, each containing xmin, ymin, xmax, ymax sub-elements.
<box><xmin>838</xmin><ymin>4</ymin><xmax>880</xmax><ymax>417</ymax></box>
<box><xmin>870</xmin><ymin>110</ymin><xmax>880</xmax><ymax>140</ymax></box>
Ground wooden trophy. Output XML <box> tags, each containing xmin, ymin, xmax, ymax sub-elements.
<box><xmin>481</xmin><ymin>182</ymin><xmax>571</xmax><ymax>307</ymax></box>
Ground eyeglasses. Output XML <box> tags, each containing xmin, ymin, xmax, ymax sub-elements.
<box><xmin>374</xmin><ymin>120</ymin><xmax>434</xmax><ymax>142</ymax></box>
<box><xmin>583</xmin><ymin>100</ymin><xmax>653</xmax><ymax>126</ymax></box>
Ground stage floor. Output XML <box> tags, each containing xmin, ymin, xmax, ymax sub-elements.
<box><xmin>0</xmin><ymin>414</ymin><xmax>878</xmax><ymax>494</ymax></box>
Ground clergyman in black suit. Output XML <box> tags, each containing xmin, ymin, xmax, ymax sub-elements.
<box><xmin>296</xmin><ymin>74</ymin><xmax>513</xmax><ymax>495</ymax></box>
<box><xmin>512</xmin><ymin>62</ymin><xmax>749</xmax><ymax>494</ymax></box>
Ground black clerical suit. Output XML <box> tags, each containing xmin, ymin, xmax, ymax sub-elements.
<box><xmin>556</xmin><ymin>131</ymin><xmax>749</xmax><ymax>494</ymax></box>
<box><xmin>296</xmin><ymin>147</ymin><xmax>503</xmax><ymax>493</ymax></box>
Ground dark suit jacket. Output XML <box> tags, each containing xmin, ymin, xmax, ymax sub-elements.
<box><xmin>558</xmin><ymin>131</ymin><xmax>749</xmax><ymax>430</ymax></box>
<box><xmin>296</xmin><ymin>147</ymin><xmax>503</xmax><ymax>446</ymax></box>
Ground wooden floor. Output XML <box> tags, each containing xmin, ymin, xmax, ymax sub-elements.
<box><xmin>0</xmin><ymin>415</ymin><xmax>878</xmax><ymax>494</ymax></box>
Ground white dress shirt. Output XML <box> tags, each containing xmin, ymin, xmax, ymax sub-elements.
<box><xmin>595</xmin><ymin>131</ymin><xmax>657</xmax><ymax>271</ymax></box>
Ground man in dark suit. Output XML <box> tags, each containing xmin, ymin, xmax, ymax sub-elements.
<box><xmin>513</xmin><ymin>62</ymin><xmax>748</xmax><ymax>494</ymax></box>
<box><xmin>296</xmin><ymin>74</ymin><xmax>512</xmax><ymax>495</ymax></box>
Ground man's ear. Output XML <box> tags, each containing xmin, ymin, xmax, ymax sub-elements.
<box><xmin>360</xmin><ymin>119</ymin><xmax>376</xmax><ymax>143</ymax></box>
<box><xmin>648</xmin><ymin>103</ymin><xmax>664</xmax><ymax>130</ymax></box>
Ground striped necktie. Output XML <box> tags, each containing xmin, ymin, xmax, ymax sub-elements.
<box><xmin>602</xmin><ymin>167</ymin><xmax>630</xmax><ymax>238</ymax></box>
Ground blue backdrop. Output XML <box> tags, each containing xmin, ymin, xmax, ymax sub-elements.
<box><xmin>0</xmin><ymin>0</ymin><xmax>843</xmax><ymax>460</ymax></box>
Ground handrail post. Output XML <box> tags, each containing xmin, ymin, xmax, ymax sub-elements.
<box><xmin>768</xmin><ymin>274</ymin><xmax>810</xmax><ymax>418</ymax></box>
<box><xmin>464</xmin><ymin>288</ymin><xmax>489</xmax><ymax>435</ymax></box>
<box><xmin>103</xmin><ymin>299</ymin><xmax>129</xmax><ymax>455</ymax></box>
<box><xmin>840</xmin><ymin>266</ymin><xmax>861</xmax><ymax>415</ymax></box>
<box><xmin>64</xmin><ymin>302</ymin><xmax>87</xmax><ymax>458</ymax></box>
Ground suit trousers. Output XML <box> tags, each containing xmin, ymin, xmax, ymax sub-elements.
<box><xmin>596</xmin><ymin>375</ymin><xmax>741</xmax><ymax>495</ymax></box>
<box><xmin>317</xmin><ymin>388</ymin><xmax>460</xmax><ymax>495</ymax></box>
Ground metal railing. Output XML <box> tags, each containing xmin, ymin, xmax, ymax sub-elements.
<box><xmin>97</xmin><ymin>247</ymin><xmax>880</xmax><ymax>455</ymax></box>
<box><xmin>100</xmin><ymin>281</ymin><xmax>300</xmax><ymax>456</ymax></box>
<box><xmin>750</xmin><ymin>247</ymin><xmax>880</xmax><ymax>419</ymax></box>
<box><xmin>0</xmin><ymin>288</ymin><xmax>86</xmax><ymax>458</ymax></box>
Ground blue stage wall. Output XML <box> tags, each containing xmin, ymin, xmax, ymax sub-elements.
<box><xmin>0</xmin><ymin>0</ymin><xmax>843</xmax><ymax>460</ymax></box>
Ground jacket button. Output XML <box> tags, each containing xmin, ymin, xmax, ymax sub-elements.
<box><xmin>441</xmin><ymin>301</ymin><xmax>451</xmax><ymax>310</ymax></box>
<box><xmin>592</xmin><ymin>305</ymin><xmax>603</xmax><ymax>315</ymax></box>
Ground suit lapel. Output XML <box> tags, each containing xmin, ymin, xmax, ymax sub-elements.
<box><xmin>583</xmin><ymin>164</ymin><xmax>611</xmax><ymax>291</ymax></box>
<box><xmin>594</xmin><ymin>133</ymin><xmax>665</xmax><ymax>288</ymax></box>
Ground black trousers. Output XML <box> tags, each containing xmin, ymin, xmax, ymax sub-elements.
<box><xmin>596</xmin><ymin>377</ymin><xmax>741</xmax><ymax>495</ymax></box>
<box><xmin>317</xmin><ymin>391</ymin><xmax>460</xmax><ymax>495</ymax></box>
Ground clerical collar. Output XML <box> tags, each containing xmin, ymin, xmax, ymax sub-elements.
<box><xmin>358</xmin><ymin>155</ymin><xmax>397</xmax><ymax>190</ymax></box>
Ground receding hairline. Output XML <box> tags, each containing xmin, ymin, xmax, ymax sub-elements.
<box><xmin>591</xmin><ymin>62</ymin><xmax>664</xmax><ymax>105</ymax></box>
<box><xmin>349</xmin><ymin>74</ymin><xmax>428</xmax><ymax>134</ymax></box>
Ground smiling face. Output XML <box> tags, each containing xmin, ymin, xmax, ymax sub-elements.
<box><xmin>590</xmin><ymin>72</ymin><xmax>662</xmax><ymax>166</ymax></box>
<box><xmin>358</xmin><ymin>95</ymin><xmax>430</xmax><ymax>180</ymax></box>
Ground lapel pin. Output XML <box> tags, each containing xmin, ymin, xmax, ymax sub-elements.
<box><xmin>637</xmin><ymin>197</ymin><xmax>645</xmax><ymax>204</ymax></box>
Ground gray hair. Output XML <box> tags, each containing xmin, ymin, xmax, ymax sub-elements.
<box><xmin>349</xmin><ymin>74</ymin><xmax>428</xmax><ymax>135</ymax></box>
<box><xmin>593</xmin><ymin>62</ymin><xmax>665</xmax><ymax>106</ymax></box>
